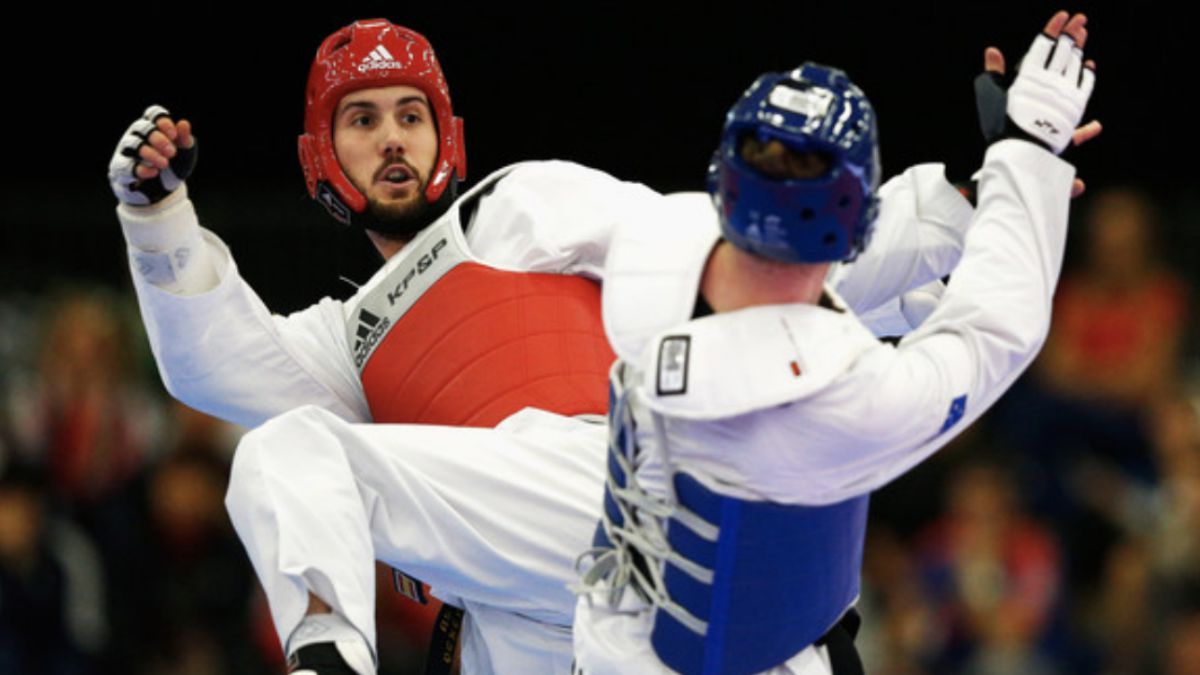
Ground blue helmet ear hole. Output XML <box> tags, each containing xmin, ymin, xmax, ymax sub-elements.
<box><xmin>838</xmin><ymin>195</ymin><xmax>851</xmax><ymax>208</ymax></box>
<box><xmin>801</xmin><ymin>208</ymin><xmax>815</xmax><ymax>220</ymax></box>
<box><xmin>822</xmin><ymin>233</ymin><xmax>837</xmax><ymax>245</ymax></box>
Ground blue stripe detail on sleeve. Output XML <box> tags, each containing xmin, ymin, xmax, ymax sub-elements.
<box><xmin>938</xmin><ymin>394</ymin><xmax>968</xmax><ymax>434</ymax></box>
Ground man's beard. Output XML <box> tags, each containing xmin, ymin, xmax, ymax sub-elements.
<box><xmin>348</xmin><ymin>155</ymin><xmax>442</xmax><ymax>241</ymax></box>
<box><xmin>364</xmin><ymin>182</ymin><xmax>438</xmax><ymax>241</ymax></box>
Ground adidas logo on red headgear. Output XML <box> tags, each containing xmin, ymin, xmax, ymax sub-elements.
<box><xmin>357</xmin><ymin>45</ymin><xmax>405</xmax><ymax>73</ymax></box>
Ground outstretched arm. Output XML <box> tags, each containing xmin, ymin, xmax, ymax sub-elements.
<box><xmin>825</xmin><ymin>10</ymin><xmax>1099</xmax><ymax>497</ymax></box>
<box><xmin>652</xmin><ymin>12</ymin><xmax>1099</xmax><ymax>505</ymax></box>
<box><xmin>836</xmin><ymin>12</ymin><xmax>1102</xmax><ymax>332</ymax></box>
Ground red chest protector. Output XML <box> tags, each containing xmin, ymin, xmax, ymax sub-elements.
<box><xmin>348</xmin><ymin>216</ymin><xmax>615</xmax><ymax>428</ymax></box>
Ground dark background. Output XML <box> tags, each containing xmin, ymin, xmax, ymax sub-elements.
<box><xmin>2</xmin><ymin>2</ymin><xmax>1195</xmax><ymax>311</ymax></box>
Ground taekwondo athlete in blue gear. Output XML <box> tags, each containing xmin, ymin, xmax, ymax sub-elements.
<box><xmin>665</xmin><ymin>64</ymin><xmax>880</xmax><ymax>674</ymax></box>
<box><xmin>574</xmin><ymin>11</ymin><xmax>1097</xmax><ymax>674</ymax></box>
<box><xmin>588</xmin><ymin>63</ymin><xmax>879</xmax><ymax>675</ymax></box>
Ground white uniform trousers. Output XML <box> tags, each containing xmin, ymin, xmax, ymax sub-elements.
<box><xmin>225</xmin><ymin>404</ymin><xmax>607</xmax><ymax>674</ymax></box>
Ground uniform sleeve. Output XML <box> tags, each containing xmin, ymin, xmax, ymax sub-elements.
<box><xmin>691</xmin><ymin>141</ymin><xmax>1075</xmax><ymax>505</ymax></box>
<box><xmin>119</xmin><ymin>196</ymin><xmax>370</xmax><ymax>428</ymax></box>
<box><xmin>464</xmin><ymin>161</ymin><xmax>665</xmax><ymax>279</ymax></box>
<box><xmin>853</xmin><ymin>279</ymin><xmax>946</xmax><ymax>337</ymax></box>
<box><xmin>829</xmin><ymin>163</ymin><xmax>973</xmax><ymax>317</ymax></box>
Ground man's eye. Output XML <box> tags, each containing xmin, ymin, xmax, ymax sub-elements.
<box><xmin>402</xmin><ymin>112</ymin><xmax>422</xmax><ymax>125</ymax></box>
<box><xmin>351</xmin><ymin>115</ymin><xmax>373</xmax><ymax>127</ymax></box>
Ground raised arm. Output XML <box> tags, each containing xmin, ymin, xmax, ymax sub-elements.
<box><xmin>834</xmin><ymin>10</ymin><xmax>1102</xmax><ymax>329</ymax></box>
<box><xmin>108</xmin><ymin>107</ymin><xmax>369</xmax><ymax>428</ymax></box>
<box><xmin>799</xmin><ymin>11</ymin><xmax>1098</xmax><ymax>500</ymax></box>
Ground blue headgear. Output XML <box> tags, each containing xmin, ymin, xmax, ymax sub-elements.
<box><xmin>707</xmin><ymin>63</ymin><xmax>881</xmax><ymax>263</ymax></box>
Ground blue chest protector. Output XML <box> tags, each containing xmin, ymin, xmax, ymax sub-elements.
<box><xmin>595</xmin><ymin>375</ymin><xmax>869</xmax><ymax>675</ymax></box>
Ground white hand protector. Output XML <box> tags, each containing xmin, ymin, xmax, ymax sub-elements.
<box><xmin>108</xmin><ymin>105</ymin><xmax>197</xmax><ymax>205</ymax></box>
<box><xmin>1008</xmin><ymin>32</ymin><xmax>1095</xmax><ymax>154</ymax></box>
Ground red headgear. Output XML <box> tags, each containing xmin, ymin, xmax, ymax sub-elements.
<box><xmin>298</xmin><ymin>19</ymin><xmax>466</xmax><ymax>225</ymax></box>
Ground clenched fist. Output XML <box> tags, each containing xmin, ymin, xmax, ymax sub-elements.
<box><xmin>108</xmin><ymin>105</ymin><xmax>197</xmax><ymax>206</ymax></box>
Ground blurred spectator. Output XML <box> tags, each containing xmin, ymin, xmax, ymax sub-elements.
<box><xmin>134</xmin><ymin>430</ymin><xmax>261</xmax><ymax>675</ymax></box>
<box><xmin>1090</xmin><ymin>538</ymin><xmax>1154</xmax><ymax>674</ymax></box>
<box><xmin>1081</xmin><ymin>395</ymin><xmax>1200</xmax><ymax>673</ymax></box>
<box><xmin>1163</xmin><ymin>602</ymin><xmax>1200</xmax><ymax>675</ymax></box>
<box><xmin>859</xmin><ymin>526</ymin><xmax>936</xmax><ymax>675</ymax></box>
<box><xmin>1040</xmin><ymin>188</ymin><xmax>1188</xmax><ymax>414</ymax></box>
<box><xmin>0</xmin><ymin>463</ymin><xmax>104</xmax><ymax>674</ymax></box>
<box><xmin>997</xmin><ymin>187</ymin><xmax>1189</xmax><ymax>478</ymax></box>
<box><xmin>5</xmin><ymin>288</ymin><xmax>165</xmax><ymax>504</ymax></box>
<box><xmin>1020</xmin><ymin>186</ymin><xmax>1189</xmax><ymax>490</ymax></box>
<box><xmin>1146</xmin><ymin>397</ymin><xmax>1200</xmax><ymax>587</ymax></box>
<box><xmin>914</xmin><ymin>460</ymin><xmax>1063</xmax><ymax>674</ymax></box>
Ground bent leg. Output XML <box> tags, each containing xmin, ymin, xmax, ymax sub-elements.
<box><xmin>225</xmin><ymin>405</ymin><xmax>607</xmax><ymax>664</ymax></box>
<box><xmin>226</xmin><ymin>405</ymin><xmax>381</xmax><ymax>655</ymax></box>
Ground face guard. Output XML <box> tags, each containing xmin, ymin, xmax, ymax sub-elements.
<box><xmin>298</xmin><ymin>19</ymin><xmax>466</xmax><ymax>228</ymax></box>
<box><xmin>707</xmin><ymin>63</ymin><xmax>880</xmax><ymax>263</ymax></box>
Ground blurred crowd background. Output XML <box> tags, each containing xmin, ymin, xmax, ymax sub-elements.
<box><xmin>2</xmin><ymin>4</ymin><xmax>1197</xmax><ymax>674</ymax></box>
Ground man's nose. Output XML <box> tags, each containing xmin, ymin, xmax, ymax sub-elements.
<box><xmin>380</xmin><ymin>119</ymin><xmax>408</xmax><ymax>156</ymax></box>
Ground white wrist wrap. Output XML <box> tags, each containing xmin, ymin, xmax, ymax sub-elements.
<box><xmin>117</xmin><ymin>185</ymin><xmax>217</xmax><ymax>295</ymax></box>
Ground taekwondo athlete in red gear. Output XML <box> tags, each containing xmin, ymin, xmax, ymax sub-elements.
<box><xmin>108</xmin><ymin>19</ymin><xmax>634</xmax><ymax>674</ymax></box>
<box><xmin>107</xmin><ymin>17</ymin><xmax>989</xmax><ymax>675</ymax></box>
<box><xmin>573</xmin><ymin>11</ymin><xmax>1098</xmax><ymax>675</ymax></box>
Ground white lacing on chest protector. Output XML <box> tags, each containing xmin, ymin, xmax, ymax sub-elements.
<box><xmin>573</xmin><ymin>372</ymin><xmax>720</xmax><ymax>636</ymax></box>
